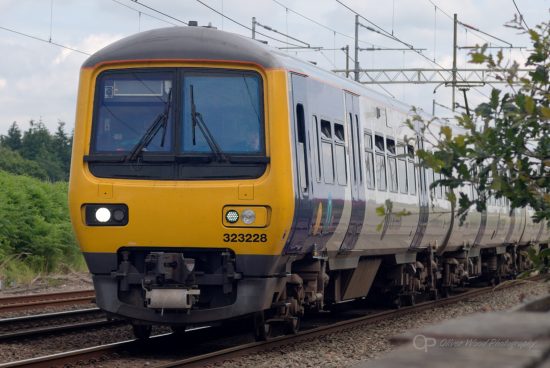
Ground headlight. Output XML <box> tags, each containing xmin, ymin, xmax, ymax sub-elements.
<box><xmin>95</xmin><ymin>207</ymin><xmax>111</xmax><ymax>223</ymax></box>
<box><xmin>241</xmin><ymin>209</ymin><xmax>256</xmax><ymax>225</ymax></box>
<box><xmin>222</xmin><ymin>206</ymin><xmax>269</xmax><ymax>227</ymax></box>
<box><xmin>225</xmin><ymin>210</ymin><xmax>239</xmax><ymax>224</ymax></box>
<box><xmin>85</xmin><ymin>204</ymin><xmax>128</xmax><ymax>226</ymax></box>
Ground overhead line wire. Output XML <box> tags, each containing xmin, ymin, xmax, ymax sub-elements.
<box><xmin>271</xmin><ymin>0</ymin><xmax>386</xmax><ymax>48</ymax></box>
<box><xmin>130</xmin><ymin>0</ymin><xmax>188</xmax><ymax>25</ymax></box>
<box><xmin>426</xmin><ymin>0</ymin><xmax>511</xmax><ymax>46</ymax></box>
<box><xmin>335</xmin><ymin>0</ymin><xmax>415</xmax><ymax>49</ymax></box>
<box><xmin>335</xmin><ymin>0</ymin><xmax>490</xmax><ymax>99</ymax></box>
<box><xmin>0</xmin><ymin>25</ymin><xmax>90</xmax><ymax>55</ymax></box>
<box><xmin>112</xmin><ymin>0</ymin><xmax>178</xmax><ymax>26</ymax></box>
<box><xmin>254</xmin><ymin>19</ymin><xmax>310</xmax><ymax>46</ymax></box>
<box><xmin>195</xmin><ymin>0</ymin><xmax>303</xmax><ymax>47</ymax></box>
<box><xmin>512</xmin><ymin>0</ymin><xmax>530</xmax><ymax>29</ymax></box>
<box><xmin>458</xmin><ymin>21</ymin><xmax>513</xmax><ymax>47</ymax></box>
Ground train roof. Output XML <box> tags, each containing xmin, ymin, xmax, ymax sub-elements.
<box><xmin>83</xmin><ymin>25</ymin><xmax>432</xmax><ymax>120</ymax></box>
<box><xmin>82</xmin><ymin>26</ymin><xmax>284</xmax><ymax>69</ymax></box>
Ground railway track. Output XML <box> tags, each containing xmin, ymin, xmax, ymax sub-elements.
<box><xmin>0</xmin><ymin>308</ymin><xmax>125</xmax><ymax>341</ymax></box>
<box><xmin>0</xmin><ymin>290</ymin><xmax>95</xmax><ymax>313</ymax></box>
<box><xmin>0</xmin><ymin>279</ymin><xmax>534</xmax><ymax>368</ymax></box>
<box><xmin>154</xmin><ymin>282</ymin><xmax>522</xmax><ymax>368</ymax></box>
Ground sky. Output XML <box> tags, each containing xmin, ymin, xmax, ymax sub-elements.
<box><xmin>0</xmin><ymin>0</ymin><xmax>547</xmax><ymax>134</ymax></box>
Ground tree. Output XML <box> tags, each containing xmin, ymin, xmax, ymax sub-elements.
<box><xmin>409</xmin><ymin>17</ymin><xmax>549</xmax><ymax>224</ymax></box>
<box><xmin>52</xmin><ymin>121</ymin><xmax>73</xmax><ymax>176</ymax></box>
<box><xmin>0</xmin><ymin>122</ymin><xmax>22</xmax><ymax>151</ymax></box>
<box><xmin>0</xmin><ymin>120</ymin><xmax>72</xmax><ymax>181</ymax></box>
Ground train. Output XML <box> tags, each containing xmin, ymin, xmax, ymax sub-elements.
<box><xmin>68</xmin><ymin>24</ymin><xmax>549</xmax><ymax>340</ymax></box>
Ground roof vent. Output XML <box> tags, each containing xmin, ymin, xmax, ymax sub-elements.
<box><xmin>188</xmin><ymin>20</ymin><xmax>198</xmax><ymax>26</ymax></box>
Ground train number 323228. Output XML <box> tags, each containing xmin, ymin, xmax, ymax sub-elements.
<box><xmin>223</xmin><ymin>233</ymin><xmax>267</xmax><ymax>243</ymax></box>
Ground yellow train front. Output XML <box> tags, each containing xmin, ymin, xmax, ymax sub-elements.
<box><xmin>69</xmin><ymin>26</ymin><xmax>297</xmax><ymax>338</ymax></box>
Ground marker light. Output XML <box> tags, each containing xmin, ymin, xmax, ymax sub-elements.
<box><xmin>241</xmin><ymin>209</ymin><xmax>256</xmax><ymax>225</ymax></box>
<box><xmin>95</xmin><ymin>207</ymin><xmax>111</xmax><ymax>223</ymax></box>
<box><xmin>113</xmin><ymin>209</ymin><xmax>125</xmax><ymax>222</ymax></box>
<box><xmin>225</xmin><ymin>210</ymin><xmax>239</xmax><ymax>224</ymax></box>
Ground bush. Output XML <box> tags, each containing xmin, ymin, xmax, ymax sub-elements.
<box><xmin>0</xmin><ymin>146</ymin><xmax>49</xmax><ymax>180</ymax></box>
<box><xmin>0</xmin><ymin>170</ymin><xmax>83</xmax><ymax>282</ymax></box>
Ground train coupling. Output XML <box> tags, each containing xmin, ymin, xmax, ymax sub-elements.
<box><xmin>145</xmin><ymin>288</ymin><xmax>200</xmax><ymax>309</ymax></box>
<box><xmin>142</xmin><ymin>252</ymin><xmax>200</xmax><ymax>310</ymax></box>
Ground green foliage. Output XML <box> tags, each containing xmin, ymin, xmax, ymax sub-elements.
<box><xmin>0</xmin><ymin>120</ymin><xmax>72</xmax><ymax>182</ymax></box>
<box><xmin>527</xmin><ymin>247</ymin><xmax>550</xmax><ymax>275</ymax></box>
<box><xmin>0</xmin><ymin>171</ymin><xmax>82</xmax><ymax>282</ymax></box>
<box><xmin>408</xmin><ymin>18</ymin><xmax>550</xmax><ymax>223</ymax></box>
<box><xmin>0</xmin><ymin>146</ymin><xmax>49</xmax><ymax>180</ymax></box>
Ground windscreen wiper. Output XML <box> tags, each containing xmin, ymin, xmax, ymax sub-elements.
<box><xmin>126</xmin><ymin>89</ymin><xmax>172</xmax><ymax>162</ymax></box>
<box><xmin>190</xmin><ymin>85</ymin><xmax>228</xmax><ymax>162</ymax></box>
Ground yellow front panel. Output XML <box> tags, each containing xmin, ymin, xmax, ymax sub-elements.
<box><xmin>69</xmin><ymin>63</ymin><xmax>294</xmax><ymax>256</ymax></box>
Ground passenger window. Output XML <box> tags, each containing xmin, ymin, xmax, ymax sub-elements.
<box><xmin>407</xmin><ymin>144</ymin><xmax>415</xmax><ymax>159</ymax></box>
<box><xmin>408</xmin><ymin>161</ymin><xmax>416</xmax><ymax>195</ymax></box>
<box><xmin>375</xmin><ymin>134</ymin><xmax>386</xmax><ymax>190</ymax></box>
<box><xmin>376</xmin><ymin>154</ymin><xmax>387</xmax><ymax>191</ymax></box>
<box><xmin>335</xmin><ymin>144</ymin><xmax>347</xmax><ymax>185</ymax></box>
<box><xmin>435</xmin><ymin>172</ymin><xmax>443</xmax><ymax>199</ymax></box>
<box><xmin>426</xmin><ymin>168</ymin><xmax>434</xmax><ymax>197</ymax></box>
<box><xmin>407</xmin><ymin>144</ymin><xmax>416</xmax><ymax>195</ymax></box>
<box><xmin>321</xmin><ymin>120</ymin><xmax>332</xmax><ymax>139</ymax></box>
<box><xmin>320</xmin><ymin>119</ymin><xmax>334</xmax><ymax>184</ymax></box>
<box><xmin>386</xmin><ymin>138</ymin><xmax>398</xmax><ymax>193</ymax></box>
<box><xmin>386</xmin><ymin>138</ymin><xmax>396</xmax><ymax>154</ymax></box>
<box><xmin>364</xmin><ymin>132</ymin><xmax>375</xmax><ymax>190</ymax></box>
<box><xmin>355</xmin><ymin>115</ymin><xmax>363</xmax><ymax>182</ymax></box>
<box><xmin>296</xmin><ymin>104</ymin><xmax>308</xmax><ymax>192</ymax></box>
<box><xmin>334</xmin><ymin>123</ymin><xmax>345</xmax><ymax>141</ymax></box>
<box><xmin>313</xmin><ymin>116</ymin><xmax>322</xmax><ymax>182</ymax></box>
<box><xmin>348</xmin><ymin>114</ymin><xmax>357</xmax><ymax>183</ymax></box>
<box><xmin>365</xmin><ymin>131</ymin><xmax>373</xmax><ymax>150</ymax></box>
<box><xmin>322</xmin><ymin>141</ymin><xmax>334</xmax><ymax>184</ymax></box>
<box><xmin>398</xmin><ymin>158</ymin><xmax>407</xmax><ymax>194</ymax></box>
<box><xmin>375</xmin><ymin>135</ymin><xmax>384</xmax><ymax>152</ymax></box>
<box><xmin>388</xmin><ymin>157</ymin><xmax>398</xmax><ymax>192</ymax></box>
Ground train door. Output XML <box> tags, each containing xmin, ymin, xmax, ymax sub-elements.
<box><xmin>285</xmin><ymin>73</ymin><xmax>313</xmax><ymax>253</ymax></box>
<box><xmin>340</xmin><ymin>92</ymin><xmax>365</xmax><ymax>251</ymax></box>
<box><xmin>410</xmin><ymin>137</ymin><xmax>429</xmax><ymax>248</ymax></box>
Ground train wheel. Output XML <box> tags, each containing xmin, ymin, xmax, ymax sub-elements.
<box><xmin>491</xmin><ymin>275</ymin><xmax>502</xmax><ymax>286</ymax></box>
<box><xmin>392</xmin><ymin>296</ymin><xmax>402</xmax><ymax>309</ymax></box>
<box><xmin>132</xmin><ymin>324</ymin><xmax>152</xmax><ymax>339</ymax></box>
<box><xmin>253</xmin><ymin>311</ymin><xmax>272</xmax><ymax>341</ymax></box>
<box><xmin>284</xmin><ymin>316</ymin><xmax>300</xmax><ymax>335</ymax></box>
<box><xmin>400</xmin><ymin>294</ymin><xmax>416</xmax><ymax>307</ymax></box>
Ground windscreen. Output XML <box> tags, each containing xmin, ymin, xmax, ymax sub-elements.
<box><xmin>89</xmin><ymin>68</ymin><xmax>266</xmax><ymax>180</ymax></box>
<box><xmin>92</xmin><ymin>71</ymin><xmax>174</xmax><ymax>152</ymax></box>
<box><xmin>182</xmin><ymin>72</ymin><xmax>263</xmax><ymax>155</ymax></box>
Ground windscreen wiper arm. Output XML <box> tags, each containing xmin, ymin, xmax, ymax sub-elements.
<box><xmin>126</xmin><ymin>89</ymin><xmax>172</xmax><ymax>162</ymax></box>
<box><xmin>190</xmin><ymin>85</ymin><xmax>228</xmax><ymax>162</ymax></box>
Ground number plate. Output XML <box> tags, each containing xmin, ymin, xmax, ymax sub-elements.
<box><xmin>223</xmin><ymin>233</ymin><xmax>267</xmax><ymax>243</ymax></box>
